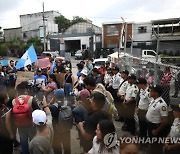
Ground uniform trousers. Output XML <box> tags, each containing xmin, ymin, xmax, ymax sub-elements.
<box><xmin>137</xmin><ymin>109</ymin><xmax>148</xmax><ymax>138</ymax></box>
<box><xmin>147</xmin><ymin>121</ymin><xmax>169</xmax><ymax>154</ymax></box>
<box><xmin>124</xmin><ymin>103</ymin><xmax>136</xmax><ymax>135</ymax></box>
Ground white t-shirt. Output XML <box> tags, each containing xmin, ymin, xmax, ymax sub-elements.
<box><xmin>88</xmin><ymin>136</ymin><xmax>119</xmax><ymax>154</ymax></box>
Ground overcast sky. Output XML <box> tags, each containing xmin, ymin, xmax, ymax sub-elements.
<box><xmin>0</xmin><ymin>0</ymin><xmax>180</xmax><ymax>29</ymax></box>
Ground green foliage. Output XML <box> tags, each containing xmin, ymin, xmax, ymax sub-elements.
<box><xmin>71</xmin><ymin>16</ymin><xmax>87</xmax><ymax>25</ymax></box>
<box><xmin>26</xmin><ymin>37</ymin><xmax>43</xmax><ymax>54</ymax></box>
<box><xmin>0</xmin><ymin>43</ymin><xmax>9</xmax><ymax>56</ymax></box>
<box><xmin>55</xmin><ymin>15</ymin><xmax>87</xmax><ymax>33</ymax></box>
<box><xmin>55</xmin><ymin>15</ymin><xmax>71</xmax><ymax>33</ymax></box>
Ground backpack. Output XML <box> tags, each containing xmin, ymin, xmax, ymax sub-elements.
<box><xmin>54</xmin><ymin>103</ymin><xmax>73</xmax><ymax>132</ymax></box>
<box><xmin>12</xmin><ymin>95</ymin><xmax>32</xmax><ymax>127</ymax></box>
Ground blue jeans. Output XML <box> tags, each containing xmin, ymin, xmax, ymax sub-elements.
<box><xmin>64</xmin><ymin>83</ymin><xmax>73</xmax><ymax>98</ymax></box>
<box><xmin>73</xmin><ymin>104</ymin><xmax>88</xmax><ymax>123</ymax></box>
<box><xmin>18</xmin><ymin>125</ymin><xmax>36</xmax><ymax>154</ymax></box>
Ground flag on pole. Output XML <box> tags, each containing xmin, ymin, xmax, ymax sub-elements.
<box><xmin>15</xmin><ymin>45</ymin><xmax>37</xmax><ymax>69</ymax></box>
<box><xmin>120</xmin><ymin>22</ymin><xmax>126</xmax><ymax>49</ymax></box>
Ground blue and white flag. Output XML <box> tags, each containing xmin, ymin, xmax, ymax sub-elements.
<box><xmin>15</xmin><ymin>45</ymin><xmax>37</xmax><ymax>69</ymax></box>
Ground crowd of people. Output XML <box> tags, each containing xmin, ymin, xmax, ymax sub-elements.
<box><xmin>0</xmin><ymin>57</ymin><xmax>179</xmax><ymax>154</ymax></box>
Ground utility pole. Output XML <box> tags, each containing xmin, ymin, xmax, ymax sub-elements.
<box><xmin>153</xmin><ymin>26</ymin><xmax>160</xmax><ymax>84</ymax></box>
<box><xmin>42</xmin><ymin>2</ymin><xmax>46</xmax><ymax>51</ymax></box>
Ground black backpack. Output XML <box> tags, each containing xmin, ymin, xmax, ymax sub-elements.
<box><xmin>53</xmin><ymin>103</ymin><xmax>73</xmax><ymax>132</ymax></box>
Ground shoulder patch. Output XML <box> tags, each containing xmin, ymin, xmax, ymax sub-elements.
<box><xmin>159</xmin><ymin>100</ymin><xmax>163</xmax><ymax>103</ymax></box>
<box><xmin>134</xmin><ymin>90</ymin><xmax>138</xmax><ymax>94</ymax></box>
<box><xmin>161</xmin><ymin>106</ymin><xmax>167</xmax><ymax>111</ymax></box>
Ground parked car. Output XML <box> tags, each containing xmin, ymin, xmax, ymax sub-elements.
<box><xmin>38</xmin><ymin>51</ymin><xmax>64</xmax><ymax>61</ymax></box>
<box><xmin>93</xmin><ymin>58</ymin><xmax>109</xmax><ymax>69</ymax></box>
<box><xmin>75</xmin><ymin>50</ymin><xmax>83</xmax><ymax>59</ymax></box>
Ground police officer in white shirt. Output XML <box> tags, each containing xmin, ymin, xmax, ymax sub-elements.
<box><xmin>136</xmin><ymin>78</ymin><xmax>152</xmax><ymax>138</ymax></box>
<box><xmin>116</xmin><ymin>70</ymin><xmax>129</xmax><ymax>121</ymax></box>
<box><xmin>164</xmin><ymin>103</ymin><xmax>180</xmax><ymax>154</ymax></box>
<box><xmin>108</xmin><ymin>66</ymin><xmax>122</xmax><ymax>103</ymax></box>
<box><xmin>123</xmin><ymin>74</ymin><xmax>138</xmax><ymax>135</ymax></box>
<box><xmin>146</xmin><ymin>85</ymin><xmax>169</xmax><ymax>154</ymax></box>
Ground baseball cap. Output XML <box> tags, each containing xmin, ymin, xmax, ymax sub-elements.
<box><xmin>32</xmin><ymin>109</ymin><xmax>46</xmax><ymax>125</ymax></box>
<box><xmin>128</xmin><ymin>74</ymin><xmax>136</xmax><ymax>80</ymax></box>
<box><xmin>79</xmin><ymin>89</ymin><xmax>90</xmax><ymax>99</ymax></box>
<box><xmin>121</xmin><ymin>70</ymin><xmax>129</xmax><ymax>76</ymax></box>
<box><xmin>37</xmin><ymin>68</ymin><xmax>42</xmax><ymax>72</ymax></box>
<box><xmin>54</xmin><ymin>89</ymin><xmax>64</xmax><ymax>99</ymax></box>
<box><xmin>81</xmin><ymin>69</ymin><xmax>88</xmax><ymax>76</ymax></box>
<box><xmin>150</xmin><ymin>85</ymin><xmax>163</xmax><ymax>96</ymax></box>
<box><xmin>136</xmin><ymin>78</ymin><xmax>147</xmax><ymax>84</ymax></box>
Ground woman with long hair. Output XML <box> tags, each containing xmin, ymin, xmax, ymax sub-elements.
<box><xmin>88</xmin><ymin>120</ymin><xmax>119</xmax><ymax>154</ymax></box>
<box><xmin>42</xmin><ymin>74</ymin><xmax>59</xmax><ymax>104</ymax></box>
<box><xmin>64</xmin><ymin>67</ymin><xmax>74</xmax><ymax>98</ymax></box>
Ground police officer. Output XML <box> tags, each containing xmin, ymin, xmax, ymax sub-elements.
<box><xmin>164</xmin><ymin>102</ymin><xmax>180</xmax><ymax>154</ymax></box>
<box><xmin>116</xmin><ymin>70</ymin><xmax>129</xmax><ymax>121</ymax></box>
<box><xmin>123</xmin><ymin>74</ymin><xmax>138</xmax><ymax>135</ymax></box>
<box><xmin>136</xmin><ymin>78</ymin><xmax>152</xmax><ymax>138</ymax></box>
<box><xmin>146</xmin><ymin>85</ymin><xmax>169</xmax><ymax>154</ymax></box>
<box><xmin>108</xmin><ymin>66</ymin><xmax>122</xmax><ymax>102</ymax></box>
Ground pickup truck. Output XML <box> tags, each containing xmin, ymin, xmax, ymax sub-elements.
<box><xmin>141</xmin><ymin>50</ymin><xmax>161</xmax><ymax>64</ymax></box>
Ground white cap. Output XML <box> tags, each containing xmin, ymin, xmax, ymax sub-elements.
<box><xmin>32</xmin><ymin>110</ymin><xmax>46</xmax><ymax>125</ymax></box>
<box><xmin>81</xmin><ymin>69</ymin><xmax>88</xmax><ymax>76</ymax></box>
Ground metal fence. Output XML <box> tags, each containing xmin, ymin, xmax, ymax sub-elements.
<box><xmin>121</xmin><ymin>55</ymin><xmax>180</xmax><ymax>105</ymax></box>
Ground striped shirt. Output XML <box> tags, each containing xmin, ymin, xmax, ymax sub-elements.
<box><xmin>160</xmin><ymin>72</ymin><xmax>172</xmax><ymax>86</ymax></box>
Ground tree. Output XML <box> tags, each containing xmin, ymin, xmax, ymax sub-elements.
<box><xmin>55</xmin><ymin>15</ymin><xmax>87</xmax><ymax>33</ymax></box>
<box><xmin>54</xmin><ymin>15</ymin><xmax>71</xmax><ymax>33</ymax></box>
<box><xmin>0</xmin><ymin>43</ymin><xmax>9</xmax><ymax>56</ymax></box>
<box><xmin>71</xmin><ymin>16</ymin><xmax>87</xmax><ymax>25</ymax></box>
<box><xmin>26</xmin><ymin>37</ymin><xmax>43</xmax><ymax>54</ymax></box>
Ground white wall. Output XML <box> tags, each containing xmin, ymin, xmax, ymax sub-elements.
<box><xmin>133</xmin><ymin>22</ymin><xmax>152</xmax><ymax>45</ymax></box>
<box><xmin>20</xmin><ymin>11</ymin><xmax>59</xmax><ymax>38</ymax></box>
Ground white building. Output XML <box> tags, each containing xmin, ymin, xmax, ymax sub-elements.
<box><xmin>132</xmin><ymin>22</ymin><xmax>152</xmax><ymax>46</ymax></box>
<box><xmin>20</xmin><ymin>10</ymin><xmax>60</xmax><ymax>39</ymax></box>
<box><xmin>48</xmin><ymin>22</ymin><xmax>102</xmax><ymax>54</ymax></box>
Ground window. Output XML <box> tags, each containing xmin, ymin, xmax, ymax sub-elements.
<box><xmin>147</xmin><ymin>50</ymin><xmax>156</xmax><ymax>56</ymax></box>
<box><xmin>138</xmin><ymin>26</ymin><xmax>147</xmax><ymax>33</ymax></box>
<box><xmin>107</xmin><ymin>25</ymin><xmax>119</xmax><ymax>35</ymax></box>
